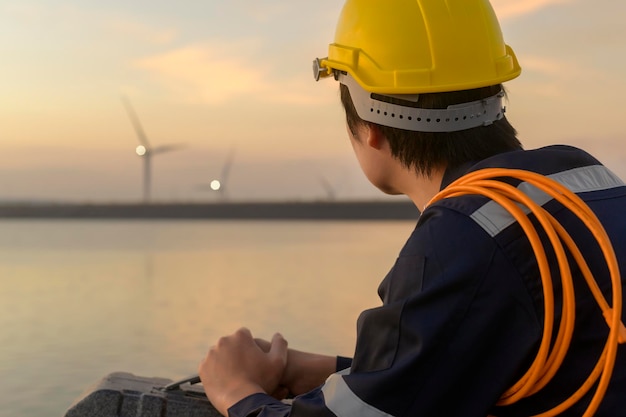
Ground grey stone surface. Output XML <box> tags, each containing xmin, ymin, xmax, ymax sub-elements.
<box><xmin>64</xmin><ymin>372</ymin><xmax>222</xmax><ymax>417</ymax></box>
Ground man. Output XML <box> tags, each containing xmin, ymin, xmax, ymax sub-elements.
<box><xmin>199</xmin><ymin>1</ymin><xmax>626</xmax><ymax>416</ymax></box>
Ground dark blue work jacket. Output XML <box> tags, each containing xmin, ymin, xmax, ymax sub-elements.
<box><xmin>230</xmin><ymin>145</ymin><xmax>626</xmax><ymax>417</ymax></box>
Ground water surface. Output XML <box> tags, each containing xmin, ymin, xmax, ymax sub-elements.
<box><xmin>0</xmin><ymin>219</ymin><xmax>415</xmax><ymax>417</ymax></box>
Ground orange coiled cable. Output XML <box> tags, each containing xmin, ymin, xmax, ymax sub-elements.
<box><xmin>426</xmin><ymin>168</ymin><xmax>626</xmax><ymax>417</ymax></box>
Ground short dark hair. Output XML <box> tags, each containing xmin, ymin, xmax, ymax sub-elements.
<box><xmin>340</xmin><ymin>83</ymin><xmax>523</xmax><ymax>177</ymax></box>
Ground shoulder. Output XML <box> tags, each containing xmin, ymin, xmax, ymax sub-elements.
<box><xmin>396</xmin><ymin>201</ymin><xmax>506</xmax><ymax>294</ymax></box>
<box><xmin>472</xmin><ymin>145</ymin><xmax>603</xmax><ymax>175</ymax></box>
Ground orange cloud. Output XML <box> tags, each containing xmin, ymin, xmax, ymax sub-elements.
<box><xmin>491</xmin><ymin>0</ymin><xmax>573</xmax><ymax>20</ymax></box>
<box><xmin>133</xmin><ymin>41</ymin><xmax>270</xmax><ymax>104</ymax></box>
<box><xmin>133</xmin><ymin>41</ymin><xmax>337</xmax><ymax>106</ymax></box>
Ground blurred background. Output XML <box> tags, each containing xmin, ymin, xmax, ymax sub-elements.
<box><xmin>1</xmin><ymin>0</ymin><xmax>625</xmax><ymax>204</ymax></box>
<box><xmin>2</xmin><ymin>1</ymin><xmax>626</xmax><ymax>416</ymax></box>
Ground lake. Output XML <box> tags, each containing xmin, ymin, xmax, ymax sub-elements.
<box><xmin>0</xmin><ymin>219</ymin><xmax>416</xmax><ymax>417</ymax></box>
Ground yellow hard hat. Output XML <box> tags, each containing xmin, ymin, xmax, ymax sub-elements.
<box><xmin>314</xmin><ymin>0</ymin><xmax>521</xmax><ymax>94</ymax></box>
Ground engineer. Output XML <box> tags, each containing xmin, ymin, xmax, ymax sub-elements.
<box><xmin>198</xmin><ymin>1</ymin><xmax>626</xmax><ymax>416</ymax></box>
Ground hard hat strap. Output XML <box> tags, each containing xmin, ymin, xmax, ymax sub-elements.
<box><xmin>339</xmin><ymin>73</ymin><xmax>506</xmax><ymax>133</ymax></box>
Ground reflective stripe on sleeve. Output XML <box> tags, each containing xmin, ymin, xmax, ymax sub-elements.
<box><xmin>470</xmin><ymin>165</ymin><xmax>625</xmax><ymax>237</ymax></box>
<box><xmin>321</xmin><ymin>373</ymin><xmax>395</xmax><ymax>417</ymax></box>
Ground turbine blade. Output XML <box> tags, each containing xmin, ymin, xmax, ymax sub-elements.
<box><xmin>121</xmin><ymin>95</ymin><xmax>151</xmax><ymax>148</ymax></box>
<box><xmin>220</xmin><ymin>146</ymin><xmax>236</xmax><ymax>186</ymax></box>
<box><xmin>152</xmin><ymin>143</ymin><xmax>186</xmax><ymax>154</ymax></box>
<box><xmin>319</xmin><ymin>175</ymin><xmax>336</xmax><ymax>200</ymax></box>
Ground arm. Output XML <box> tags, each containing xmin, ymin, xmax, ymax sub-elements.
<box><xmin>254</xmin><ymin>338</ymin><xmax>339</xmax><ymax>398</ymax></box>
<box><xmin>316</xmin><ymin>207</ymin><xmax>542</xmax><ymax>416</ymax></box>
<box><xmin>205</xmin><ymin>209</ymin><xmax>542</xmax><ymax>417</ymax></box>
<box><xmin>286</xmin><ymin>208</ymin><xmax>540</xmax><ymax>416</ymax></box>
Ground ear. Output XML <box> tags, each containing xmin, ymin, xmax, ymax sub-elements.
<box><xmin>365</xmin><ymin>124</ymin><xmax>387</xmax><ymax>150</ymax></box>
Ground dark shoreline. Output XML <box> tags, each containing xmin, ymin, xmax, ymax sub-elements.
<box><xmin>0</xmin><ymin>200</ymin><xmax>420</xmax><ymax>220</ymax></box>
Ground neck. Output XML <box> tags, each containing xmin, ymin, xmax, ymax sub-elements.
<box><xmin>402</xmin><ymin>168</ymin><xmax>446</xmax><ymax>211</ymax></box>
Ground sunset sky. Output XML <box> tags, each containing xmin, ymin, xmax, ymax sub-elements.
<box><xmin>1</xmin><ymin>0</ymin><xmax>625</xmax><ymax>202</ymax></box>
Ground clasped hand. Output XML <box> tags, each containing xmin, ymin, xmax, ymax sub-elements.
<box><xmin>198</xmin><ymin>327</ymin><xmax>287</xmax><ymax>415</ymax></box>
<box><xmin>199</xmin><ymin>327</ymin><xmax>337</xmax><ymax>416</ymax></box>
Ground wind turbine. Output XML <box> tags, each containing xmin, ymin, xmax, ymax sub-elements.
<box><xmin>318</xmin><ymin>175</ymin><xmax>337</xmax><ymax>201</ymax></box>
<box><xmin>121</xmin><ymin>96</ymin><xmax>184</xmax><ymax>203</ymax></box>
<box><xmin>197</xmin><ymin>147</ymin><xmax>236</xmax><ymax>201</ymax></box>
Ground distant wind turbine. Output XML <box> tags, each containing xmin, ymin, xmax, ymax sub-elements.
<box><xmin>197</xmin><ymin>146</ymin><xmax>236</xmax><ymax>201</ymax></box>
<box><xmin>121</xmin><ymin>96</ymin><xmax>185</xmax><ymax>203</ymax></box>
<box><xmin>318</xmin><ymin>175</ymin><xmax>337</xmax><ymax>201</ymax></box>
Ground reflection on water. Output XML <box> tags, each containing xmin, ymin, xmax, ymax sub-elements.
<box><xmin>0</xmin><ymin>219</ymin><xmax>415</xmax><ymax>417</ymax></box>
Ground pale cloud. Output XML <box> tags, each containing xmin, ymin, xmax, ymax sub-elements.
<box><xmin>232</xmin><ymin>1</ymin><xmax>290</xmax><ymax>23</ymax></box>
<box><xmin>521</xmin><ymin>56</ymin><xmax>564</xmax><ymax>76</ymax></box>
<box><xmin>105</xmin><ymin>17</ymin><xmax>178</xmax><ymax>46</ymax></box>
<box><xmin>515</xmin><ymin>55</ymin><xmax>601</xmax><ymax>97</ymax></box>
<box><xmin>521</xmin><ymin>55</ymin><xmax>600</xmax><ymax>79</ymax></box>
<box><xmin>1</xmin><ymin>3</ymin><xmax>47</xmax><ymax>23</ymax></box>
<box><xmin>2</xmin><ymin>3</ymin><xmax>177</xmax><ymax>46</ymax></box>
<box><xmin>491</xmin><ymin>0</ymin><xmax>573</xmax><ymax>20</ymax></box>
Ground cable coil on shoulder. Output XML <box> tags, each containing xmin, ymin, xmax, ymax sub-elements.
<box><xmin>427</xmin><ymin>168</ymin><xmax>626</xmax><ymax>417</ymax></box>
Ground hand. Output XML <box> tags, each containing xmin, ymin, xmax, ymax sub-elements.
<box><xmin>199</xmin><ymin>328</ymin><xmax>288</xmax><ymax>416</ymax></box>
<box><xmin>255</xmin><ymin>338</ymin><xmax>336</xmax><ymax>398</ymax></box>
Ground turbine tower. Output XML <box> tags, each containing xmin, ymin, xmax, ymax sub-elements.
<box><xmin>121</xmin><ymin>96</ymin><xmax>184</xmax><ymax>203</ymax></box>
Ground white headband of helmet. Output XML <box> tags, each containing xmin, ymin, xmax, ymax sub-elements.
<box><xmin>338</xmin><ymin>72</ymin><xmax>506</xmax><ymax>133</ymax></box>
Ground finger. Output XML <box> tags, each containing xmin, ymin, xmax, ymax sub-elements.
<box><xmin>269</xmin><ymin>333</ymin><xmax>288</xmax><ymax>364</ymax></box>
<box><xmin>235</xmin><ymin>327</ymin><xmax>255</xmax><ymax>343</ymax></box>
<box><xmin>238</xmin><ymin>327</ymin><xmax>252</xmax><ymax>336</ymax></box>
